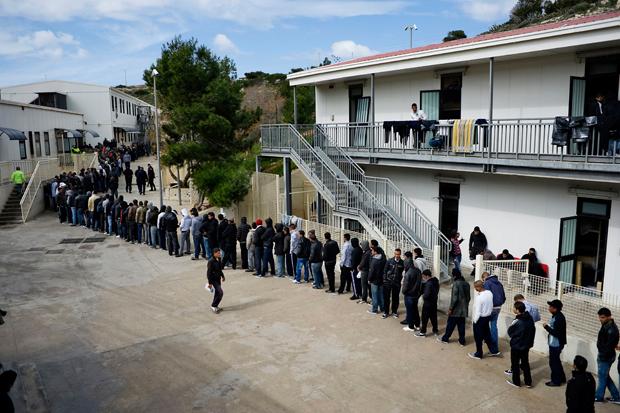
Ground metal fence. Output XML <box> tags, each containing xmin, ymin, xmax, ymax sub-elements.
<box><xmin>482</xmin><ymin>260</ymin><xmax>618</xmax><ymax>340</ymax></box>
<box><xmin>319</xmin><ymin>119</ymin><xmax>619</xmax><ymax>164</ymax></box>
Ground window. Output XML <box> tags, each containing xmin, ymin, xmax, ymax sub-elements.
<box><xmin>577</xmin><ymin>198</ymin><xmax>611</xmax><ymax>219</ymax></box>
<box><xmin>34</xmin><ymin>132</ymin><xmax>41</xmax><ymax>157</ymax></box>
<box><xmin>44</xmin><ymin>132</ymin><xmax>50</xmax><ymax>155</ymax></box>
<box><xmin>28</xmin><ymin>131</ymin><xmax>34</xmax><ymax>157</ymax></box>
<box><xmin>111</xmin><ymin>96</ymin><xmax>115</xmax><ymax>111</ymax></box>
<box><xmin>439</xmin><ymin>72</ymin><xmax>462</xmax><ymax>120</ymax></box>
<box><xmin>19</xmin><ymin>140</ymin><xmax>27</xmax><ymax>159</ymax></box>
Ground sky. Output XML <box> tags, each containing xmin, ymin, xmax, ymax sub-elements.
<box><xmin>0</xmin><ymin>0</ymin><xmax>518</xmax><ymax>87</ymax></box>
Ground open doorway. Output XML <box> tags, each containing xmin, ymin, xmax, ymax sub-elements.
<box><xmin>557</xmin><ymin>198</ymin><xmax>610</xmax><ymax>289</ymax></box>
<box><xmin>438</xmin><ymin>182</ymin><xmax>460</xmax><ymax>237</ymax></box>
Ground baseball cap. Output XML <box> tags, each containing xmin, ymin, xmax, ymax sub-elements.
<box><xmin>547</xmin><ymin>299</ymin><xmax>563</xmax><ymax>310</ymax></box>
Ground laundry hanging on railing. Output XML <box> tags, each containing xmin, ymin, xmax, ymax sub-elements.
<box><xmin>451</xmin><ymin>119</ymin><xmax>476</xmax><ymax>153</ymax></box>
<box><xmin>552</xmin><ymin>117</ymin><xmax>570</xmax><ymax>146</ymax></box>
<box><xmin>382</xmin><ymin>121</ymin><xmax>423</xmax><ymax>144</ymax></box>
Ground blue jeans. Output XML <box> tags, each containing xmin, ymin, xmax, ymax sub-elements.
<box><xmin>295</xmin><ymin>258</ymin><xmax>309</xmax><ymax>282</ymax></box>
<box><xmin>453</xmin><ymin>254</ymin><xmax>462</xmax><ymax>271</ymax></box>
<box><xmin>137</xmin><ymin>223</ymin><xmax>143</xmax><ymax>243</ymax></box>
<box><xmin>371</xmin><ymin>284</ymin><xmax>384</xmax><ymax>313</ymax></box>
<box><xmin>489</xmin><ymin>308</ymin><xmax>500</xmax><ymax>349</ymax></box>
<box><xmin>262</xmin><ymin>246</ymin><xmax>273</xmax><ymax>276</ymax></box>
<box><xmin>596</xmin><ymin>358</ymin><xmax>620</xmax><ymax>400</ymax></box>
<box><xmin>150</xmin><ymin>226</ymin><xmax>159</xmax><ymax>247</ymax></box>
<box><xmin>275</xmin><ymin>255</ymin><xmax>285</xmax><ymax>276</ymax></box>
<box><xmin>71</xmin><ymin>207</ymin><xmax>77</xmax><ymax>224</ymax></box>
<box><xmin>77</xmin><ymin>209</ymin><xmax>84</xmax><ymax>226</ymax></box>
<box><xmin>107</xmin><ymin>215</ymin><xmax>113</xmax><ymax>235</ymax></box>
<box><xmin>311</xmin><ymin>262</ymin><xmax>324</xmax><ymax>287</ymax></box>
<box><xmin>193</xmin><ymin>234</ymin><xmax>205</xmax><ymax>258</ymax></box>
<box><xmin>549</xmin><ymin>345</ymin><xmax>566</xmax><ymax>385</ymax></box>
<box><xmin>254</xmin><ymin>246</ymin><xmax>263</xmax><ymax>275</ymax></box>
<box><xmin>203</xmin><ymin>239</ymin><xmax>213</xmax><ymax>260</ymax></box>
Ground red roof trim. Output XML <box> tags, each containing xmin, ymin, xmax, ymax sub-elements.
<box><xmin>308</xmin><ymin>10</ymin><xmax>620</xmax><ymax>72</ymax></box>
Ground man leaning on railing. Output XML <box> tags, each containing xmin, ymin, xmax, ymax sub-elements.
<box><xmin>10</xmin><ymin>167</ymin><xmax>26</xmax><ymax>195</ymax></box>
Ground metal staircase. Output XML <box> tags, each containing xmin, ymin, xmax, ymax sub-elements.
<box><xmin>261</xmin><ymin>124</ymin><xmax>451</xmax><ymax>275</ymax></box>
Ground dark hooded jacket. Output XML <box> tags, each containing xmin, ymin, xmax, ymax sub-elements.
<box><xmin>261</xmin><ymin>218</ymin><xmax>275</xmax><ymax>248</ymax></box>
<box><xmin>368</xmin><ymin>252</ymin><xmax>386</xmax><ymax>285</ymax></box>
<box><xmin>383</xmin><ymin>256</ymin><xmax>405</xmax><ymax>286</ymax></box>
<box><xmin>507</xmin><ymin>311</ymin><xmax>536</xmax><ymax>351</ymax></box>
<box><xmin>350</xmin><ymin>238</ymin><xmax>363</xmax><ymax>270</ymax></box>
<box><xmin>401</xmin><ymin>258</ymin><xmax>422</xmax><ymax>298</ymax></box>
<box><xmin>566</xmin><ymin>370</ymin><xmax>595</xmax><ymax>413</ymax></box>
<box><xmin>449</xmin><ymin>274</ymin><xmax>471</xmax><ymax>317</ymax></box>
<box><xmin>237</xmin><ymin>217</ymin><xmax>251</xmax><ymax>243</ymax></box>
<box><xmin>200</xmin><ymin>217</ymin><xmax>219</xmax><ymax>248</ymax></box>
<box><xmin>309</xmin><ymin>237</ymin><xmax>323</xmax><ymax>263</ymax></box>
<box><xmin>358</xmin><ymin>241</ymin><xmax>371</xmax><ymax>272</ymax></box>
<box><xmin>222</xmin><ymin>221</ymin><xmax>237</xmax><ymax>247</ymax></box>
<box><xmin>422</xmin><ymin>276</ymin><xmax>440</xmax><ymax>307</ymax></box>
<box><xmin>273</xmin><ymin>224</ymin><xmax>285</xmax><ymax>255</ymax></box>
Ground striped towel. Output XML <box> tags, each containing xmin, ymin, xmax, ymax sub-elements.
<box><xmin>451</xmin><ymin>119</ymin><xmax>475</xmax><ymax>153</ymax></box>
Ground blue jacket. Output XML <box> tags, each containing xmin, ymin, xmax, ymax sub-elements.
<box><xmin>483</xmin><ymin>275</ymin><xmax>506</xmax><ymax>308</ymax></box>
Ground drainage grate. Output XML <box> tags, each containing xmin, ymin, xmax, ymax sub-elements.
<box><xmin>79</xmin><ymin>244</ymin><xmax>95</xmax><ymax>250</ymax></box>
<box><xmin>46</xmin><ymin>249</ymin><xmax>64</xmax><ymax>254</ymax></box>
<box><xmin>59</xmin><ymin>238</ymin><xmax>83</xmax><ymax>244</ymax></box>
<box><xmin>83</xmin><ymin>237</ymin><xmax>106</xmax><ymax>243</ymax></box>
<box><xmin>106</xmin><ymin>244</ymin><xmax>119</xmax><ymax>248</ymax></box>
<box><xmin>27</xmin><ymin>247</ymin><xmax>46</xmax><ymax>252</ymax></box>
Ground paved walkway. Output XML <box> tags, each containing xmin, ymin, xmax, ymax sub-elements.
<box><xmin>0</xmin><ymin>214</ymin><xmax>614</xmax><ymax>412</ymax></box>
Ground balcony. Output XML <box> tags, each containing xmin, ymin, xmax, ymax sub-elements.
<box><xmin>314</xmin><ymin>119</ymin><xmax>620</xmax><ymax>182</ymax></box>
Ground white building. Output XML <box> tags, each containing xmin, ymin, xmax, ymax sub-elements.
<box><xmin>1</xmin><ymin>80</ymin><xmax>153</xmax><ymax>148</ymax></box>
<box><xmin>0</xmin><ymin>100</ymin><xmax>83</xmax><ymax>162</ymax></box>
<box><xmin>262</xmin><ymin>11</ymin><xmax>620</xmax><ymax>295</ymax></box>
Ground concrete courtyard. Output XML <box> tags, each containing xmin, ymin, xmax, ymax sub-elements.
<box><xmin>0</xmin><ymin>213</ymin><xmax>615</xmax><ymax>413</ymax></box>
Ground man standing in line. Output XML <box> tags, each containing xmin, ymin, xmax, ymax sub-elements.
<box><xmin>566</xmin><ymin>356</ymin><xmax>596</xmax><ymax>413</ymax></box>
<box><xmin>273</xmin><ymin>224</ymin><xmax>285</xmax><ymax>277</ymax></box>
<box><xmin>237</xmin><ymin>217</ymin><xmax>251</xmax><ymax>269</ymax></box>
<box><xmin>223</xmin><ymin>218</ymin><xmax>237</xmax><ymax>269</ymax></box>
<box><xmin>147</xmin><ymin>164</ymin><xmax>156</xmax><ymax>191</ymax></box>
<box><xmin>164</xmin><ymin>206</ymin><xmax>180</xmax><ymax>257</ymax></box>
<box><xmin>322</xmin><ymin>232</ymin><xmax>340</xmax><ymax>293</ymax></box>
<box><xmin>543</xmin><ymin>299</ymin><xmax>567</xmax><ymax>387</ymax></box>
<box><xmin>10</xmin><ymin>166</ymin><xmax>26</xmax><ymax>195</ymax></box>
<box><xmin>514</xmin><ymin>294</ymin><xmax>541</xmax><ymax>322</ymax></box>
<box><xmin>415</xmin><ymin>270</ymin><xmax>439</xmax><ymax>337</ymax></box>
<box><xmin>438</xmin><ymin>268</ymin><xmax>470</xmax><ymax>345</ymax></box>
<box><xmin>468</xmin><ymin>280</ymin><xmax>500</xmax><ymax>359</ymax></box>
<box><xmin>179</xmin><ymin>208</ymin><xmax>192</xmax><ymax>256</ymax></box>
<box><xmin>190</xmin><ymin>208</ymin><xmax>205</xmax><ymax>260</ymax></box>
<box><xmin>338</xmin><ymin>234</ymin><xmax>353</xmax><ymax>294</ymax></box>
<box><xmin>357</xmin><ymin>241</ymin><xmax>372</xmax><ymax>304</ymax></box>
<box><xmin>367</xmin><ymin>246</ymin><xmax>386</xmax><ymax>315</ymax></box>
<box><xmin>594</xmin><ymin>307</ymin><xmax>620</xmax><ymax>403</ymax></box>
<box><xmin>382</xmin><ymin>248</ymin><xmax>404</xmax><ymax>319</ymax></box>
<box><xmin>483</xmin><ymin>271</ymin><xmax>506</xmax><ymax>353</ymax></box>
<box><xmin>506</xmin><ymin>301</ymin><xmax>536</xmax><ymax>388</ymax></box>
<box><xmin>289</xmin><ymin>223</ymin><xmax>299</xmax><ymax>274</ymax></box>
<box><xmin>127</xmin><ymin>200</ymin><xmax>138</xmax><ymax>244</ymax></box>
<box><xmin>157</xmin><ymin>204</ymin><xmax>167</xmax><ymax>251</ymax></box>
<box><xmin>135</xmin><ymin>166</ymin><xmax>147</xmax><ymax>195</ymax></box>
<box><xmin>413</xmin><ymin>247</ymin><xmax>427</xmax><ymax>272</ymax></box>
<box><xmin>207</xmin><ymin>248</ymin><xmax>225</xmax><ymax>314</ymax></box>
<box><xmin>200</xmin><ymin>212</ymin><xmax>218</xmax><ymax>260</ymax></box>
<box><xmin>123</xmin><ymin>166</ymin><xmax>133</xmax><ymax>193</ymax></box>
<box><xmin>293</xmin><ymin>230</ymin><xmax>311</xmax><ymax>284</ymax></box>
<box><xmin>261</xmin><ymin>218</ymin><xmax>275</xmax><ymax>276</ymax></box>
<box><xmin>350</xmin><ymin>238</ymin><xmax>363</xmax><ymax>301</ymax></box>
<box><xmin>217</xmin><ymin>214</ymin><xmax>228</xmax><ymax>261</ymax></box>
<box><xmin>401</xmin><ymin>251</ymin><xmax>422</xmax><ymax>331</ymax></box>
<box><xmin>245</xmin><ymin>222</ymin><xmax>256</xmax><ymax>273</ymax></box>
<box><xmin>308</xmin><ymin>230</ymin><xmax>324</xmax><ymax>289</ymax></box>
<box><xmin>253</xmin><ymin>219</ymin><xmax>265</xmax><ymax>277</ymax></box>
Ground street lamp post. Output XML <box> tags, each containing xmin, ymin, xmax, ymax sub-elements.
<box><xmin>404</xmin><ymin>24</ymin><xmax>418</xmax><ymax>49</ymax></box>
<box><xmin>152</xmin><ymin>68</ymin><xmax>163</xmax><ymax>207</ymax></box>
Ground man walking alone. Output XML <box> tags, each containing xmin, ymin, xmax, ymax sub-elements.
<box><xmin>207</xmin><ymin>248</ymin><xmax>225</xmax><ymax>313</ymax></box>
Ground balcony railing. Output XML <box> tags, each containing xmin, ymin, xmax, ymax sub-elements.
<box><xmin>319</xmin><ymin>119</ymin><xmax>620</xmax><ymax>165</ymax></box>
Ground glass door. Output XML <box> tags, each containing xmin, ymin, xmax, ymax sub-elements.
<box><xmin>557</xmin><ymin>216</ymin><xmax>578</xmax><ymax>284</ymax></box>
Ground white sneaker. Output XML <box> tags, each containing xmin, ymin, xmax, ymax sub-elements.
<box><xmin>402</xmin><ymin>326</ymin><xmax>415</xmax><ymax>332</ymax></box>
<box><xmin>211</xmin><ymin>307</ymin><xmax>218</xmax><ymax>313</ymax></box>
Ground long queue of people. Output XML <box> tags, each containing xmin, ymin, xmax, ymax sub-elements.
<box><xmin>46</xmin><ymin>183</ymin><xmax>620</xmax><ymax>413</ymax></box>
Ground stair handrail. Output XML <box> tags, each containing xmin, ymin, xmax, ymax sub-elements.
<box><xmin>19</xmin><ymin>158</ymin><xmax>58</xmax><ymax>223</ymax></box>
<box><xmin>314</xmin><ymin>124</ymin><xmax>451</xmax><ymax>252</ymax></box>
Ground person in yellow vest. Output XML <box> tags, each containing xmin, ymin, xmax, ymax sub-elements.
<box><xmin>10</xmin><ymin>167</ymin><xmax>26</xmax><ymax>194</ymax></box>
<box><xmin>71</xmin><ymin>145</ymin><xmax>81</xmax><ymax>154</ymax></box>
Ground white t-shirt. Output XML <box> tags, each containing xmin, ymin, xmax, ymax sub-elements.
<box><xmin>472</xmin><ymin>289</ymin><xmax>494</xmax><ymax>323</ymax></box>
<box><xmin>410</xmin><ymin>110</ymin><xmax>427</xmax><ymax>121</ymax></box>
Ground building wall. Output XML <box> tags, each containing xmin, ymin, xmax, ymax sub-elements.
<box><xmin>364</xmin><ymin>164</ymin><xmax>620</xmax><ymax>294</ymax></box>
<box><xmin>315</xmin><ymin>52</ymin><xmax>585</xmax><ymax>123</ymax></box>
<box><xmin>1</xmin><ymin>81</ymin><xmax>151</xmax><ymax>146</ymax></box>
<box><xmin>0</xmin><ymin>101</ymin><xmax>83</xmax><ymax>162</ymax></box>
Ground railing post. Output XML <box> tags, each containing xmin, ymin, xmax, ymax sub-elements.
<box><xmin>557</xmin><ymin>281</ymin><xmax>564</xmax><ymax>300</ymax></box>
<box><xmin>475</xmin><ymin>254</ymin><xmax>484</xmax><ymax>281</ymax></box>
<box><xmin>433</xmin><ymin>245</ymin><xmax>441</xmax><ymax>278</ymax></box>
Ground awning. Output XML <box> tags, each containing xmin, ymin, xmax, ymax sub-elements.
<box><xmin>80</xmin><ymin>129</ymin><xmax>100</xmax><ymax>137</ymax></box>
<box><xmin>0</xmin><ymin>127</ymin><xmax>26</xmax><ymax>141</ymax></box>
<box><xmin>56</xmin><ymin>128</ymin><xmax>83</xmax><ymax>138</ymax></box>
<box><xmin>116</xmin><ymin>126</ymin><xmax>141</xmax><ymax>133</ymax></box>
